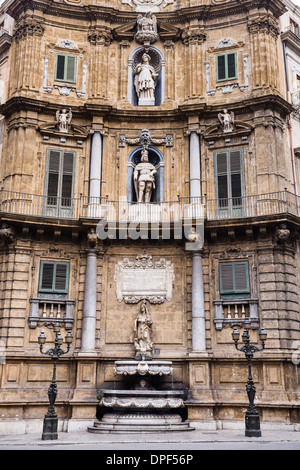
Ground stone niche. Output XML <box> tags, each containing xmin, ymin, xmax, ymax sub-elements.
<box><xmin>103</xmin><ymin>250</ymin><xmax>187</xmax><ymax>350</ymax></box>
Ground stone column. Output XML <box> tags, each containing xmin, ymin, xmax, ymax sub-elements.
<box><xmin>88</xmin><ymin>131</ymin><xmax>102</xmax><ymax>217</ymax></box>
<box><xmin>189</xmin><ymin>131</ymin><xmax>201</xmax><ymax>200</ymax></box>
<box><xmin>192</xmin><ymin>251</ymin><xmax>206</xmax><ymax>351</ymax></box>
<box><xmin>189</xmin><ymin>129</ymin><xmax>206</xmax><ymax>352</ymax></box>
<box><xmin>81</xmin><ymin>248</ymin><xmax>99</xmax><ymax>351</ymax></box>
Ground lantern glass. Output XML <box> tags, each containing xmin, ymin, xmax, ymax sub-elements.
<box><xmin>57</xmin><ymin>333</ymin><xmax>63</xmax><ymax>345</ymax></box>
<box><xmin>65</xmin><ymin>331</ymin><xmax>73</xmax><ymax>345</ymax></box>
<box><xmin>232</xmin><ymin>328</ymin><xmax>240</xmax><ymax>342</ymax></box>
<box><xmin>259</xmin><ymin>328</ymin><xmax>267</xmax><ymax>342</ymax></box>
<box><xmin>38</xmin><ymin>330</ymin><xmax>46</xmax><ymax>344</ymax></box>
<box><xmin>53</xmin><ymin>322</ymin><xmax>60</xmax><ymax>333</ymax></box>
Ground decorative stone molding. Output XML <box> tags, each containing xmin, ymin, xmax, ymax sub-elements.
<box><xmin>114</xmin><ymin>253</ymin><xmax>175</xmax><ymax>304</ymax></box>
<box><xmin>56</xmin><ymin>39</ymin><xmax>78</xmax><ymax>49</ymax></box>
<box><xmin>182</xmin><ymin>27</ymin><xmax>206</xmax><ymax>46</ymax></box>
<box><xmin>0</xmin><ymin>223</ymin><xmax>16</xmax><ymax>245</ymax></box>
<box><xmin>135</xmin><ymin>12</ymin><xmax>159</xmax><ymax>46</ymax></box>
<box><xmin>88</xmin><ymin>28</ymin><xmax>113</xmax><ymax>46</ymax></box>
<box><xmin>99</xmin><ymin>396</ymin><xmax>184</xmax><ymax>409</ymax></box>
<box><xmin>121</xmin><ymin>0</ymin><xmax>174</xmax><ymax>13</ymax></box>
<box><xmin>14</xmin><ymin>21</ymin><xmax>45</xmax><ymax>42</ymax></box>
<box><xmin>54</xmin><ymin>85</ymin><xmax>75</xmax><ymax>96</ymax></box>
<box><xmin>119</xmin><ymin>129</ymin><xmax>173</xmax><ymax>148</ymax></box>
<box><xmin>247</xmin><ymin>14</ymin><xmax>280</xmax><ymax>38</ymax></box>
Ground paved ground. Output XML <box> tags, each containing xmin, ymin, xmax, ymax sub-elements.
<box><xmin>0</xmin><ymin>429</ymin><xmax>299</xmax><ymax>451</ymax></box>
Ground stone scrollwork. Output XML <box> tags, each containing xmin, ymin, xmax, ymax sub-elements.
<box><xmin>99</xmin><ymin>396</ymin><xmax>184</xmax><ymax>409</ymax></box>
<box><xmin>119</xmin><ymin>129</ymin><xmax>173</xmax><ymax>148</ymax></box>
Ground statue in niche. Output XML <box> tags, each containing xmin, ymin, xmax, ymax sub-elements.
<box><xmin>134</xmin><ymin>300</ymin><xmax>153</xmax><ymax>359</ymax></box>
<box><xmin>56</xmin><ymin>108</ymin><xmax>72</xmax><ymax>133</ymax></box>
<box><xmin>218</xmin><ymin>109</ymin><xmax>235</xmax><ymax>133</ymax></box>
<box><xmin>133</xmin><ymin>147</ymin><xmax>157</xmax><ymax>202</ymax></box>
<box><xmin>134</xmin><ymin>52</ymin><xmax>158</xmax><ymax>106</ymax></box>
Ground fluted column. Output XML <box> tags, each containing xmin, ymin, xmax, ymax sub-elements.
<box><xmin>81</xmin><ymin>248</ymin><xmax>99</xmax><ymax>351</ymax></box>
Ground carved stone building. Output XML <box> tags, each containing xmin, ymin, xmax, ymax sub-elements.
<box><xmin>0</xmin><ymin>0</ymin><xmax>299</xmax><ymax>433</ymax></box>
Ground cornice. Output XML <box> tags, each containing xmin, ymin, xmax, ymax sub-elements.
<box><xmin>5</xmin><ymin>0</ymin><xmax>287</xmax><ymax>24</ymax></box>
<box><xmin>281</xmin><ymin>29</ymin><xmax>300</xmax><ymax>54</ymax></box>
<box><xmin>0</xmin><ymin>93</ymin><xmax>293</xmax><ymax>124</ymax></box>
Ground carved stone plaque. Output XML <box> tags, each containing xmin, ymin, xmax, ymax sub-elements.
<box><xmin>114</xmin><ymin>254</ymin><xmax>174</xmax><ymax>304</ymax></box>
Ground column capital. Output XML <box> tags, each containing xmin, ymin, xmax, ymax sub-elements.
<box><xmin>85</xmin><ymin>248</ymin><xmax>100</xmax><ymax>255</ymax></box>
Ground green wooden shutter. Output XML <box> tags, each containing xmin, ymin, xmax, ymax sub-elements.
<box><xmin>217</xmin><ymin>55</ymin><xmax>226</xmax><ymax>81</ymax></box>
<box><xmin>216</xmin><ymin>152</ymin><xmax>229</xmax><ymax>207</ymax></box>
<box><xmin>55</xmin><ymin>54</ymin><xmax>76</xmax><ymax>83</ymax></box>
<box><xmin>227</xmin><ymin>53</ymin><xmax>237</xmax><ymax>79</ymax></box>
<box><xmin>220</xmin><ymin>262</ymin><xmax>250</xmax><ymax>298</ymax></box>
<box><xmin>40</xmin><ymin>263</ymin><xmax>55</xmax><ymax>290</ymax></box>
<box><xmin>230</xmin><ymin>150</ymin><xmax>242</xmax><ymax>205</ymax></box>
<box><xmin>56</xmin><ymin>55</ymin><xmax>65</xmax><ymax>80</ymax></box>
<box><xmin>39</xmin><ymin>261</ymin><xmax>69</xmax><ymax>296</ymax></box>
<box><xmin>61</xmin><ymin>152</ymin><xmax>74</xmax><ymax>207</ymax></box>
<box><xmin>66</xmin><ymin>56</ymin><xmax>76</xmax><ymax>82</ymax></box>
<box><xmin>45</xmin><ymin>149</ymin><xmax>75</xmax><ymax>207</ymax></box>
<box><xmin>217</xmin><ymin>53</ymin><xmax>237</xmax><ymax>81</ymax></box>
<box><xmin>47</xmin><ymin>150</ymin><xmax>60</xmax><ymax>205</ymax></box>
<box><xmin>215</xmin><ymin>149</ymin><xmax>244</xmax><ymax>205</ymax></box>
<box><xmin>54</xmin><ymin>263</ymin><xmax>68</xmax><ymax>291</ymax></box>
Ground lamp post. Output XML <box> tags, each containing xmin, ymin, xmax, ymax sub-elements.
<box><xmin>232</xmin><ymin>321</ymin><xmax>267</xmax><ymax>437</ymax></box>
<box><xmin>38</xmin><ymin>323</ymin><xmax>73</xmax><ymax>440</ymax></box>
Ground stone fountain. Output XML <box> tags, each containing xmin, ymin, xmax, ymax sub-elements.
<box><xmin>88</xmin><ymin>301</ymin><xmax>194</xmax><ymax>433</ymax></box>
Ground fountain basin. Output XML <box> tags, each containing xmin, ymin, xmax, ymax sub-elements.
<box><xmin>98</xmin><ymin>389</ymin><xmax>185</xmax><ymax>410</ymax></box>
<box><xmin>114</xmin><ymin>360</ymin><xmax>173</xmax><ymax>376</ymax></box>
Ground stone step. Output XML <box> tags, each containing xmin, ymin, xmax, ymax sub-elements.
<box><xmin>87</xmin><ymin>414</ymin><xmax>195</xmax><ymax>433</ymax></box>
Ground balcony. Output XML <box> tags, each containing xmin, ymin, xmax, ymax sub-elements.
<box><xmin>213</xmin><ymin>299</ymin><xmax>259</xmax><ymax>330</ymax></box>
<box><xmin>0</xmin><ymin>189</ymin><xmax>299</xmax><ymax>224</ymax></box>
<box><xmin>28</xmin><ymin>298</ymin><xmax>75</xmax><ymax>329</ymax></box>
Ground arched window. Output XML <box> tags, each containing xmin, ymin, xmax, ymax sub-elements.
<box><xmin>128</xmin><ymin>46</ymin><xmax>165</xmax><ymax>106</ymax></box>
<box><xmin>127</xmin><ymin>146</ymin><xmax>164</xmax><ymax>203</ymax></box>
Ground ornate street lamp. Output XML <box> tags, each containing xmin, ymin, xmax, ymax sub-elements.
<box><xmin>38</xmin><ymin>323</ymin><xmax>73</xmax><ymax>440</ymax></box>
<box><xmin>232</xmin><ymin>321</ymin><xmax>267</xmax><ymax>437</ymax></box>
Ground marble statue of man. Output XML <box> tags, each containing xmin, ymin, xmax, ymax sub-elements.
<box><xmin>56</xmin><ymin>108</ymin><xmax>72</xmax><ymax>133</ymax></box>
<box><xmin>218</xmin><ymin>109</ymin><xmax>234</xmax><ymax>133</ymax></box>
<box><xmin>134</xmin><ymin>53</ymin><xmax>158</xmax><ymax>106</ymax></box>
<box><xmin>134</xmin><ymin>148</ymin><xmax>157</xmax><ymax>203</ymax></box>
<box><xmin>134</xmin><ymin>300</ymin><xmax>153</xmax><ymax>359</ymax></box>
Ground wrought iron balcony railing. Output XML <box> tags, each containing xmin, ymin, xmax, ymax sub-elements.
<box><xmin>0</xmin><ymin>189</ymin><xmax>299</xmax><ymax>223</ymax></box>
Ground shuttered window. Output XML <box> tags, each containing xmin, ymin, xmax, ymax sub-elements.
<box><xmin>39</xmin><ymin>261</ymin><xmax>69</xmax><ymax>296</ymax></box>
<box><xmin>46</xmin><ymin>149</ymin><xmax>75</xmax><ymax>207</ymax></box>
<box><xmin>55</xmin><ymin>54</ymin><xmax>77</xmax><ymax>83</ymax></box>
<box><xmin>219</xmin><ymin>262</ymin><xmax>250</xmax><ymax>299</ymax></box>
<box><xmin>214</xmin><ymin>149</ymin><xmax>244</xmax><ymax>207</ymax></box>
<box><xmin>217</xmin><ymin>53</ymin><xmax>237</xmax><ymax>82</ymax></box>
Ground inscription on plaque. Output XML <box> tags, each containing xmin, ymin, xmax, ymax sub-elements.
<box><xmin>114</xmin><ymin>254</ymin><xmax>174</xmax><ymax>304</ymax></box>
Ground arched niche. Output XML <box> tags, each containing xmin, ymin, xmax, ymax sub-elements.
<box><xmin>127</xmin><ymin>146</ymin><xmax>164</xmax><ymax>203</ymax></box>
<box><xmin>128</xmin><ymin>46</ymin><xmax>165</xmax><ymax>106</ymax></box>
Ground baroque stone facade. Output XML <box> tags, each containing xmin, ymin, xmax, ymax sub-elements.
<box><xmin>0</xmin><ymin>0</ymin><xmax>299</xmax><ymax>433</ymax></box>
